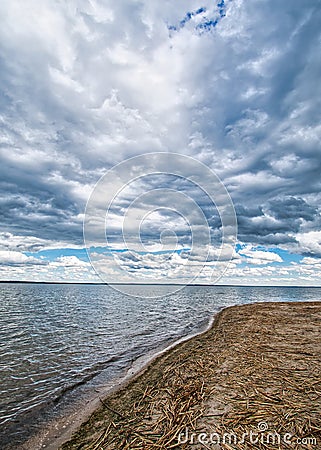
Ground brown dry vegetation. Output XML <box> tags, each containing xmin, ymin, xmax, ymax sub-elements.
<box><xmin>61</xmin><ymin>301</ymin><xmax>321</xmax><ymax>449</ymax></box>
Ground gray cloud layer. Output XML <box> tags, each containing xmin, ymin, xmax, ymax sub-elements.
<box><xmin>0</xmin><ymin>0</ymin><xmax>320</xmax><ymax>264</ymax></box>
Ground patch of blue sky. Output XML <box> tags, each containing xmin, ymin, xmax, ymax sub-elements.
<box><xmin>25</xmin><ymin>246</ymin><xmax>191</xmax><ymax>261</ymax></box>
<box><xmin>167</xmin><ymin>2</ymin><xmax>227</xmax><ymax>35</ymax></box>
<box><xmin>89</xmin><ymin>246</ymin><xmax>190</xmax><ymax>256</ymax></box>
<box><xmin>196</xmin><ymin>19</ymin><xmax>218</xmax><ymax>31</ymax></box>
<box><xmin>217</xmin><ymin>0</ymin><xmax>226</xmax><ymax>17</ymax></box>
<box><xmin>266</xmin><ymin>247</ymin><xmax>303</xmax><ymax>264</ymax></box>
<box><xmin>25</xmin><ymin>247</ymin><xmax>90</xmax><ymax>262</ymax></box>
<box><xmin>179</xmin><ymin>6</ymin><xmax>207</xmax><ymax>27</ymax></box>
<box><xmin>136</xmin><ymin>248</ymin><xmax>190</xmax><ymax>256</ymax></box>
<box><xmin>236</xmin><ymin>243</ymin><xmax>304</xmax><ymax>266</ymax></box>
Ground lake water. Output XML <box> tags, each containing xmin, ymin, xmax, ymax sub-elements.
<box><xmin>1</xmin><ymin>283</ymin><xmax>320</xmax><ymax>448</ymax></box>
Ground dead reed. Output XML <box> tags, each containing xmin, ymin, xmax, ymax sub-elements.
<box><xmin>61</xmin><ymin>301</ymin><xmax>321</xmax><ymax>450</ymax></box>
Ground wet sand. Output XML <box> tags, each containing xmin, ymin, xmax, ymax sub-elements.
<box><xmin>29</xmin><ymin>302</ymin><xmax>321</xmax><ymax>449</ymax></box>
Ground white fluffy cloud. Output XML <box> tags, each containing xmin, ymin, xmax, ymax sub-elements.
<box><xmin>0</xmin><ymin>251</ymin><xmax>42</xmax><ymax>266</ymax></box>
<box><xmin>239</xmin><ymin>246</ymin><xmax>283</xmax><ymax>265</ymax></box>
<box><xmin>0</xmin><ymin>253</ymin><xmax>96</xmax><ymax>282</ymax></box>
<box><xmin>294</xmin><ymin>231</ymin><xmax>321</xmax><ymax>257</ymax></box>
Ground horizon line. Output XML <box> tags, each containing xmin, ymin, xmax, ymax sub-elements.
<box><xmin>0</xmin><ymin>280</ymin><xmax>320</xmax><ymax>288</ymax></box>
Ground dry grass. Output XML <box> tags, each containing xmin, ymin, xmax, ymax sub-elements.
<box><xmin>61</xmin><ymin>302</ymin><xmax>321</xmax><ymax>449</ymax></box>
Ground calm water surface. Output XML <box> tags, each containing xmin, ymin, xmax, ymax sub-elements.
<box><xmin>1</xmin><ymin>283</ymin><xmax>320</xmax><ymax>447</ymax></box>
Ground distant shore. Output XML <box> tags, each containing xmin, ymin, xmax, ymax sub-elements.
<box><xmin>1</xmin><ymin>280</ymin><xmax>319</xmax><ymax>288</ymax></box>
<box><xmin>23</xmin><ymin>301</ymin><xmax>321</xmax><ymax>449</ymax></box>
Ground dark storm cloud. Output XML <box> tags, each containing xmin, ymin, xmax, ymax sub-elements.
<box><xmin>267</xmin><ymin>197</ymin><xmax>317</xmax><ymax>222</ymax></box>
<box><xmin>236</xmin><ymin>197</ymin><xmax>319</xmax><ymax>246</ymax></box>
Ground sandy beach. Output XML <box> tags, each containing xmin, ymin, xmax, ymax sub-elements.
<box><xmin>50</xmin><ymin>301</ymin><xmax>321</xmax><ymax>449</ymax></box>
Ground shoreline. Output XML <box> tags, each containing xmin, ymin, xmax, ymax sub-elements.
<box><xmin>59</xmin><ymin>301</ymin><xmax>321</xmax><ymax>449</ymax></box>
<box><xmin>17</xmin><ymin>309</ymin><xmax>220</xmax><ymax>450</ymax></box>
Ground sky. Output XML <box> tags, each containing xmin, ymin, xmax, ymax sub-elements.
<box><xmin>0</xmin><ymin>0</ymin><xmax>321</xmax><ymax>285</ymax></box>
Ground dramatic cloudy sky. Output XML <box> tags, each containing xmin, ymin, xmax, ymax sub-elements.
<box><xmin>0</xmin><ymin>0</ymin><xmax>321</xmax><ymax>285</ymax></box>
